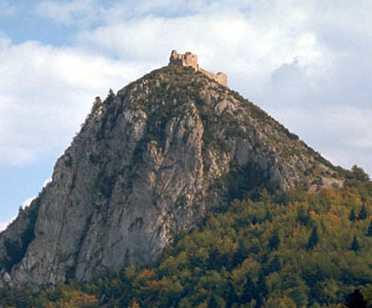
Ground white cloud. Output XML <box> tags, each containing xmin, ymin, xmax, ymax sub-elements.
<box><xmin>43</xmin><ymin>177</ymin><xmax>52</xmax><ymax>187</ymax></box>
<box><xmin>271</xmin><ymin>105</ymin><xmax>372</xmax><ymax>171</ymax></box>
<box><xmin>0</xmin><ymin>222</ymin><xmax>8</xmax><ymax>232</ymax></box>
<box><xmin>3</xmin><ymin>0</ymin><xmax>372</xmax><ymax>176</ymax></box>
<box><xmin>36</xmin><ymin>0</ymin><xmax>102</xmax><ymax>26</ymax></box>
<box><xmin>0</xmin><ymin>37</ymin><xmax>148</xmax><ymax>166</ymax></box>
<box><xmin>77</xmin><ymin>10</ymin><xmax>328</xmax><ymax>89</ymax></box>
<box><xmin>22</xmin><ymin>197</ymin><xmax>35</xmax><ymax>209</ymax></box>
<box><xmin>36</xmin><ymin>0</ymin><xmax>223</xmax><ymax>25</ymax></box>
<box><xmin>0</xmin><ymin>214</ymin><xmax>15</xmax><ymax>232</ymax></box>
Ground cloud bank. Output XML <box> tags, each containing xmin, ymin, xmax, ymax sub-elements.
<box><xmin>0</xmin><ymin>222</ymin><xmax>8</xmax><ymax>232</ymax></box>
<box><xmin>1</xmin><ymin>0</ymin><xmax>371</xmax><ymax>176</ymax></box>
<box><xmin>0</xmin><ymin>36</ymin><xmax>148</xmax><ymax>166</ymax></box>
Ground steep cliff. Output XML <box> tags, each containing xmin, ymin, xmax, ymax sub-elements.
<box><xmin>0</xmin><ymin>64</ymin><xmax>343</xmax><ymax>287</ymax></box>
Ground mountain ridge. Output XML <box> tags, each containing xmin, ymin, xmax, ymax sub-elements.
<box><xmin>0</xmin><ymin>58</ymin><xmax>344</xmax><ymax>288</ymax></box>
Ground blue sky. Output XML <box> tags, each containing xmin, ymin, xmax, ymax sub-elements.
<box><xmin>1</xmin><ymin>0</ymin><xmax>372</xmax><ymax>230</ymax></box>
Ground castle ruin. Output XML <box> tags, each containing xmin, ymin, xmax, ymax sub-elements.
<box><xmin>169</xmin><ymin>50</ymin><xmax>228</xmax><ymax>87</ymax></box>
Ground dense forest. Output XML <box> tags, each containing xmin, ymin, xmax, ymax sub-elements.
<box><xmin>1</xmin><ymin>168</ymin><xmax>372</xmax><ymax>307</ymax></box>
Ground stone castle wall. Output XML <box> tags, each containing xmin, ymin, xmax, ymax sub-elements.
<box><xmin>169</xmin><ymin>50</ymin><xmax>228</xmax><ymax>87</ymax></box>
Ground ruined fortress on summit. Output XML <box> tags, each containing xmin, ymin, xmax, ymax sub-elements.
<box><xmin>169</xmin><ymin>50</ymin><xmax>228</xmax><ymax>87</ymax></box>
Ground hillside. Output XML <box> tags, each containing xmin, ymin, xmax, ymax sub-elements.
<box><xmin>1</xmin><ymin>180</ymin><xmax>371</xmax><ymax>307</ymax></box>
<box><xmin>0</xmin><ymin>53</ymin><xmax>345</xmax><ymax>289</ymax></box>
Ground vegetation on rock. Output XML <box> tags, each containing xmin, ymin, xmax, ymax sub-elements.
<box><xmin>1</xmin><ymin>180</ymin><xmax>371</xmax><ymax>307</ymax></box>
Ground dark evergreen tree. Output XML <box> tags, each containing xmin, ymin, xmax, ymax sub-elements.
<box><xmin>268</xmin><ymin>256</ymin><xmax>282</xmax><ymax>273</ymax></box>
<box><xmin>351</xmin><ymin>236</ymin><xmax>360</xmax><ymax>252</ymax></box>
<box><xmin>349</xmin><ymin>209</ymin><xmax>356</xmax><ymax>222</ymax></box>
<box><xmin>298</xmin><ymin>207</ymin><xmax>311</xmax><ymax>225</ymax></box>
<box><xmin>358</xmin><ymin>204</ymin><xmax>368</xmax><ymax>220</ymax></box>
<box><xmin>208</xmin><ymin>295</ymin><xmax>220</xmax><ymax>308</ymax></box>
<box><xmin>307</xmin><ymin>226</ymin><xmax>319</xmax><ymax>250</ymax></box>
<box><xmin>268</xmin><ymin>230</ymin><xmax>280</xmax><ymax>250</ymax></box>
<box><xmin>108</xmin><ymin>88</ymin><xmax>115</xmax><ymax>97</ymax></box>
<box><xmin>265</xmin><ymin>210</ymin><xmax>273</xmax><ymax>221</ymax></box>
<box><xmin>367</xmin><ymin>221</ymin><xmax>372</xmax><ymax>237</ymax></box>
<box><xmin>345</xmin><ymin>289</ymin><xmax>367</xmax><ymax>308</ymax></box>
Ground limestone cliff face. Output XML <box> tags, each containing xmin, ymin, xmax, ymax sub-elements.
<box><xmin>0</xmin><ymin>65</ymin><xmax>342</xmax><ymax>287</ymax></box>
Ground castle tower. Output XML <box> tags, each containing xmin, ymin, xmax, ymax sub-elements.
<box><xmin>169</xmin><ymin>50</ymin><xmax>227</xmax><ymax>87</ymax></box>
<box><xmin>169</xmin><ymin>50</ymin><xmax>199</xmax><ymax>70</ymax></box>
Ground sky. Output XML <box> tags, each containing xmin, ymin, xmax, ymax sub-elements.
<box><xmin>1</xmin><ymin>0</ymin><xmax>372</xmax><ymax>231</ymax></box>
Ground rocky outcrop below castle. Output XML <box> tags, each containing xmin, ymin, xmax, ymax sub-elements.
<box><xmin>0</xmin><ymin>58</ymin><xmax>343</xmax><ymax>288</ymax></box>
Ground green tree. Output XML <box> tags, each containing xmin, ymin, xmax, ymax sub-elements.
<box><xmin>266</xmin><ymin>295</ymin><xmax>297</xmax><ymax>308</ymax></box>
<box><xmin>2</xmin><ymin>182</ymin><xmax>372</xmax><ymax>307</ymax></box>
<box><xmin>358</xmin><ymin>204</ymin><xmax>368</xmax><ymax>220</ymax></box>
<box><xmin>351</xmin><ymin>236</ymin><xmax>361</xmax><ymax>252</ymax></box>
<box><xmin>307</xmin><ymin>226</ymin><xmax>319</xmax><ymax>250</ymax></box>
<box><xmin>351</xmin><ymin>165</ymin><xmax>370</xmax><ymax>182</ymax></box>
<box><xmin>363</xmin><ymin>285</ymin><xmax>372</xmax><ymax>307</ymax></box>
<box><xmin>349</xmin><ymin>209</ymin><xmax>356</xmax><ymax>222</ymax></box>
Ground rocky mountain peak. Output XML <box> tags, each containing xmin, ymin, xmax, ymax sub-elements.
<box><xmin>0</xmin><ymin>54</ymin><xmax>343</xmax><ymax>288</ymax></box>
